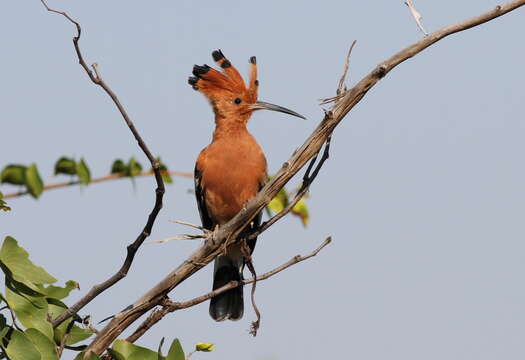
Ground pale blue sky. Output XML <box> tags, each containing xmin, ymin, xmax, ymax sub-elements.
<box><xmin>1</xmin><ymin>1</ymin><xmax>524</xmax><ymax>359</ymax></box>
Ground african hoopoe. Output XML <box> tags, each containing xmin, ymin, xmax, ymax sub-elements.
<box><xmin>189</xmin><ymin>50</ymin><xmax>305</xmax><ymax>321</ymax></box>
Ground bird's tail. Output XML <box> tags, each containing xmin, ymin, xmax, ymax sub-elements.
<box><xmin>209</xmin><ymin>253</ymin><xmax>244</xmax><ymax>321</ymax></box>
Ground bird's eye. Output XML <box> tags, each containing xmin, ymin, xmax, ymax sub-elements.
<box><xmin>234</xmin><ymin>98</ymin><xmax>242</xmax><ymax>105</ymax></box>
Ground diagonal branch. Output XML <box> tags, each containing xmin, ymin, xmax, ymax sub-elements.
<box><xmin>125</xmin><ymin>237</ymin><xmax>332</xmax><ymax>344</ymax></box>
<box><xmin>40</xmin><ymin>0</ymin><xmax>166</xmax><ymax>328</ymax></box>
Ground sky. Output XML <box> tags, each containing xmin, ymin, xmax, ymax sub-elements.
<box><xmin>1</xmin><ymin>1</ymin><xmax>524</xmax><ymax>359</ymax></box>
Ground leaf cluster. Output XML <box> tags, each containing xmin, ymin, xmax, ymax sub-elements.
<box><xmin>0</xmin><ymin>236</ymin><xmax>214</xmax><ymax>359</ymax></box>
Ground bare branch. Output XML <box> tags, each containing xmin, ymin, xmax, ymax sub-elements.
<box><xmin>320</xmin><ymin>41</ymin><xmax>357</xmax><ymax>105</ymax></box>
<box><xmin>125</xmin><ymin>237</ymin><xmax>332</xmax><ymax>343</ymax></box>
<box><xmin>405</xmin><ymin>0</ymin><xmax>429</xmax><ymax>36</ymax></box>
<box><xmin>2</xmin><ymin>170</ymin><xmax>191</xmax><ymax>200</ymax></box>
<box><xmin>40</xmin><ymin>0</ymin><xmax>167</xmax><ymax>329</ymax></box>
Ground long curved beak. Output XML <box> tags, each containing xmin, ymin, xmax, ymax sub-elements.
<box><xmin>250</xmin><ymin>101</ymin><xmax>306</xmax><ymax>120</ymax></box>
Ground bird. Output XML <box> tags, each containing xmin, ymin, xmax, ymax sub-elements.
<box><xmin>188</xmin><ymin>50</ymin><xmax>305</xmax><ymax>321</ymax></box>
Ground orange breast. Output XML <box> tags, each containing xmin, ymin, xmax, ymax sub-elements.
<box><xmin>197</xmin><ymin>134</ymin><xmax>267</xmax><ymax>224</ymax></box>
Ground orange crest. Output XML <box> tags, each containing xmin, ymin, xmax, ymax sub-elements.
<box><xmin>188</xmin><ymin>50</ymin><xmax>259</xmax><ymax>113</ymax></box>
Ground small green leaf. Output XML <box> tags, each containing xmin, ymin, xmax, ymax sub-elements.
<box><xmin>26</xmin><ymin>328</ymin><xmax>59</xmax><ymax>360</ymax></box>
<box><xmin>25</xmin><ymin>163</ymin><xmax>44</xmax><ymax>199</ymax></box>
<box><xmin>111</xmin><ymin>159</ymin><xmax>127</xmax><ymax>175</ymax></box>
<box><xmin>76</xmin><ymin>158</ymin><xmax>91</xmax><ymax>185</ymax></box>
<box><xmin>267</xmin><ymin>188</ymin><xmax>288</xmax><ymax>214</ymax></box>
<box><xmin>127</xmin><ymin>157</ymin><xmax>143</xmax><ymax>177</ymax></box>
<box><xmin>292</xmin><ymin>198</ymin><xmax>309</xmax><ymax>226</ymax></box>
<box><xmin>1</xmin><ymin>165</ymin><xmax>26</xmax><ymax>185</ymax></box>
<box><xmin>0</xmin><ymin>192</ymin><xmax>11</xmax><ymax>212</ymax></box>
<box><xmin>54</xmin><ymin>157</ymin><xmax>77</xmax><ymax>175</ymax></box>
<box><xmin>113</xmin><ymin>339</ymin><xmax>159</xmax><ymax>360</ymax></box>
<box><xmin>0</xmin><ymin>236</ymin><xmax>57</xmax><ymax>285</ymax></box>
<box><xmin>5</xmin><ymin>330</ymin><xmax>41</xmax><ymax>360</ymax></box>
<box><xmin>38</xmin><ymin>280</ymin><xmax>79</xmax><ymax>300</ymax></box>
<box><xmin>195</xmin><ymin>342</ymin><xmax>215</xmax><ymax>352</ymax></box>
<box><xmin>166</xmin><ymin>338</ymin><xmax>185</xmax><ymax>360</ymax></box>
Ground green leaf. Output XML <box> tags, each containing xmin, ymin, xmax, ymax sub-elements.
<box><xmin>0</xmin><ymin>192</ymin><xmax>10</xmax><ymax>212</ymax></box>
<box><xmin>106</xmin><ymin>349</ymin><xmax>126</xmax><ymax>360</ymax></box>
<box><xmin>0</xmin><ymin>237</ymin><xmax>57</xmax><ymax>285</ymax></box>
<box><xmin>267</xmin><ymin>188</ymin><xmax>288</xmax><ymax>214</ymax></box>
<box><xmin>37</xmin><ymin>280</ymin><xmax>79</xmax><ymax>300</ymax></box>
<box><xmin>5</xmin><ymin>286</ymin><xmax>53</xmax><ymax>339</ymax></box>
<box><xmin>166</xmin><ymin>339</ymin><xmax>185</xmax><ymax>360</ymax></box>
<box><xmin>5</xmin><ymin>330</ymin><xmax>41</xmax><ymax>360</ymax></box>
<box><xmin>54</xmin><ymin>322</ymin><xmax>93</xmax><ymax>346</ymax></box>
<box><xmin>111</xmin><ymin>159</ymin><xmax>127</xmax><ymax>175</ymax></box>
<box><xmin>52</xmin><ymin>315</ymin><xmax>93</xmax><ymax>346</ymax></box>
<box><xmin>0</xmin><ymin>322</ymin><xmax>10</xmax><ymax>342</ymax></box>
<box><xmin>26</xmin><ymin>328</ymin><xmax>59</xmax><ymax>360</ymax></box>
<box><xmin>112</xmin><ymin>339</ymin><xmax>160</xmax><ymax>360</ymax></box>
<box><xmin>127</xmin><ymin>157</ymin><xmax>143</xmax><ymax>177</ymax></box>
<box><xmin>195</xmin><ymin>342</ymin><xmax>215</xmax><ymax>352</ymax></box>
<box><xmin>76</xmin><ymin>158</ymin><xmax>91</xmax><ymax>185</ymax></box>
<box><xmin>291</xmin><ymin>198</ymin><xmax>309</xmax><ymax>226</ymax></box>
<box><xmin>1</xmin><ymin>165</ymin><xmax>26</xmax><ymax>185</ymax></box>
<box><xmin>54</xmin><ymin>157</ymin><xmax>77</xmax><ymax>176</ymax></box>
<box><xmin>25</xmin><ymin>164</ymin><xmax>44</xmax><ymax>199</ymax></box>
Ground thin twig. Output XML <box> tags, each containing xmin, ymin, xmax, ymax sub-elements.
<box><xmin>240</xmin><ymin>242</ymin><xmax>260</xmax><ymax>336</ymax></box>
<box><xmin>337</xmin><ymin>40</ymin><xmax>357</xmax><ymax>95</ymax></box>
<box><xmin>126</xmin><ymin>237</ymin><xmax>332</xmax><ymax>343</ymax></box>
<box><xmin>146</xmin><ymin>234</ymin><xmax>205</xmax><ymax>244</ymax></box>
<box><xmin>320</xmin><ymin>40</ymin><xmax>357</xmax><ymax>104</ymax></box>
<box><xmin>169</xmin><ymin>220</ymin><xmax>205</xmax><ymax>231</ymax></box>
<box><xmin>40</xmin><ymin>0</ymin><xmax>167</xmax><ymax>329</ymax></box>
<box><xmin>405</xmin><ymin>0</ymin><xmax>429</xmax><ymax>36</ymax></box>
<box><xmin>2</xmin><ymin>170</ymin><xmax>191</xmax><ymax>200</ymax></box>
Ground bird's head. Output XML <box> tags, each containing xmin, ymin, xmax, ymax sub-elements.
<box><xmin>188</xmin><ymin>50</ymin><xmax>305</xmax><ymax>123</ymax></box>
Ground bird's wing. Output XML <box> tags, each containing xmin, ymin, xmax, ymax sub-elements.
<box><xmin>194</xmin><ymin>165</ymin><xmax>215</xmax><ymax>231</ymax></box>
<box><xmin>244</xmin><ymin>178</ymin><xmax>265</xmax><ymax>251</ymax></box>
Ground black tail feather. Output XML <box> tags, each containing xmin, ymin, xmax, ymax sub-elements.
<box><xmin>209</xmin><ymin>256</ymin><xmax>243</xmax><ymax>321</ymax></box>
